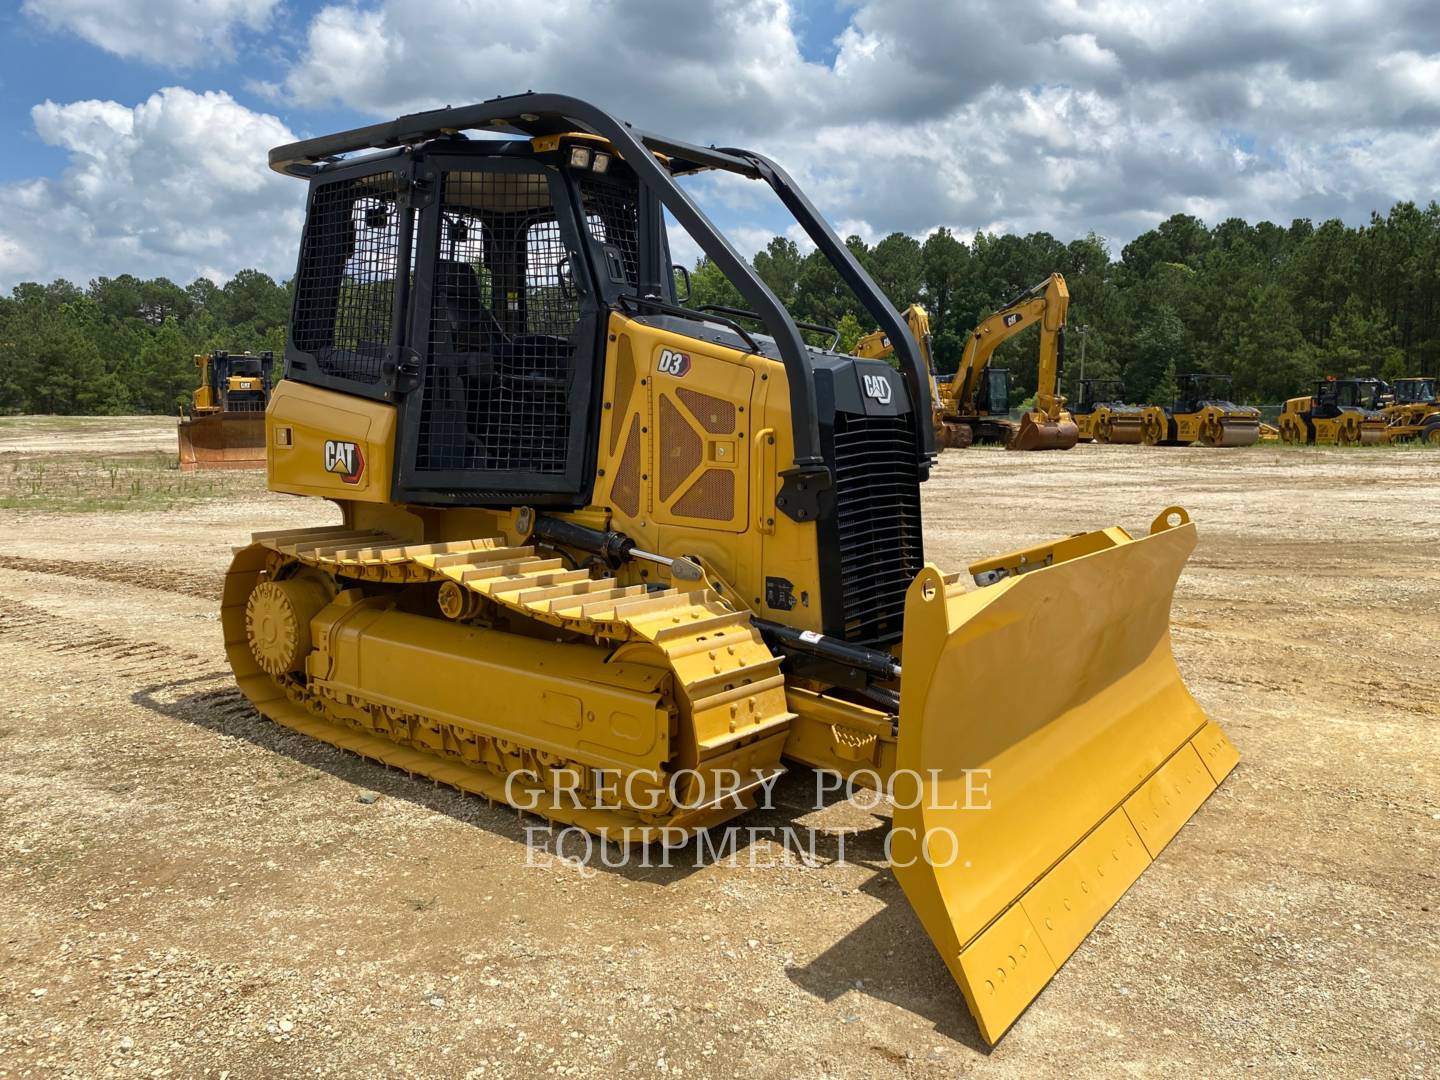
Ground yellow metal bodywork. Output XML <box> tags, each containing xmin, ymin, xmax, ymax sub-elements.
<box><xmin>245</xmin><ymin>347</ymin><xmax>1236</xmax><ymax>1043</ymax></box>
<box><xmin>892</xmin><ymin>508</ymin><xmax>1236</xmax><ymax>1043</ymax></box>
<box><xmin>853</xmin><ymin>303</ymin><xmax>970</xmax><ymax>449</ymax></box>
<box><xmin>234</xmin><ymin>127</ymin><xmax>1237</xmax><ymax>1044</ymax></box>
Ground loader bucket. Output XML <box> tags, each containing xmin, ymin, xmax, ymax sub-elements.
<box><xmin>177</xmin><ymin>412</ymin><xmax>267</xmax><ymax>471</ymax></box>
<box><xmin>1008</xmin><ymin>410</ymin><xmax>1079</xmax><ymax>451</ymax></box>
<box><xmin>890</xmin><ymin>507</ymin><xmax>1237</xmax><ymax>1045</ymax></box>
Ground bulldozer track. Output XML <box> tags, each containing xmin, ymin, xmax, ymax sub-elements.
<box><xmin>224</xmin><ymin>525</ymin><xmax>796</xmax><ymax>840</ymax></box>
<box><xmin>0</xmin><ymin>554</ymin><xmax>219</xmax><ymax>600</ymax></box>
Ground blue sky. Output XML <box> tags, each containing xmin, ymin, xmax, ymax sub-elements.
<box><xmin>2</xmin><ymin>0</ymin><xmax>1436</xmax><ymax>289</ymax></box>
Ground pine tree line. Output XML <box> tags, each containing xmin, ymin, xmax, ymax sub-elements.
<box><xmin>1</xmin><ymin>201</ymin><xmax>1435</xmax><ymax>414</ymax></box>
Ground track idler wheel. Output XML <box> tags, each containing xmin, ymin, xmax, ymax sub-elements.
<box><xmin>245</xmin><ymin>574</ymin><xmax>334</xmax><ymax>677</ymax></box>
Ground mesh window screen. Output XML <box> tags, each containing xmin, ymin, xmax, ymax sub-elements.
<box><xmin>580</xmin><ymin>178</ymin><xmax>640</xmax><ymax>288</ymax></box>
<box><xmin>292</xmin><ymin>172</ymin><xmax>406</xmax><ymax>384</ymax></box>
<box><xmin>418</xmin><ymin>169</ymin><xmax>580</xmax><ymax>475</ymax></box>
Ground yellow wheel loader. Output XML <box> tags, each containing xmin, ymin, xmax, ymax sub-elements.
<box><xmin>231</xmin><ymin>95</ymin><xmax>1238</xmax><ymax>1045</ymax></box>
<box><xmin>1072</xmin><ymin>378</ymin><xmax>1145</xmax><ymax>444</ymax></box>
<box><xmin>177</xmin><ymin>351</ymin><xmax>277</xmax><ymax>470</ymax></box>
<box><xmin>1378</xmin><ymin>376</ymin><xmax>1440</xmax><ymax>444</ymax></box>
<box><xmin>1277</xmin><ymin>376</ymin><xmax>1389</xmax><ymax>446</ymax></box>
<box><xmin>1139</xmin><ymin>373</ymin><xmax>1261</xmax><ymax>447</ymax></box>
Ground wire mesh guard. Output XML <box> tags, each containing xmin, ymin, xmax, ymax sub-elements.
<box><xmin>419</xmin><ymin>168</ymin><xmax>593</xmax><ymax>475</ymax></box>
<box><xmin>292</xmin><ymin>172</ymin><xmax>407</xmax><ymax>384</ymax></box>
<box><xmin>415</xmin><ymin>170</ymin><xmax>643</xmax><ymax>478</ymax></box>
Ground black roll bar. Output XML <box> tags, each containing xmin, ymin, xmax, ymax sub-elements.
<box><xmin>268</xmin><ymin>92</ymin><xmax>936</xmax><ymax>475</ymax></box>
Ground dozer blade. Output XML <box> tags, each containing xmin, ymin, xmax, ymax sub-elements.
<box><xmin>1008</xmin><ymin>410</ymin><xmax>1080</xmax><ymax>451</ymax></box>
<box><xmin>890</xmin><ymin>507</ymin><xmax>1237</xmax><ymax>1045</ymax></box>
<box><xmin>178</xmin><ymin>412</ymin><xmax>267</xmax><ymax>471</ymax></box>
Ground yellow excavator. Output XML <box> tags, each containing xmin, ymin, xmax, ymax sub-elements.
<box><xmin>1378</xmin><ymin>376</ymin><xmax>1440</xmax><ymax>444</ymax></box>
<box><xmin>231</xmin><ymin>95</ymin><xmax>1237</xmax><ymax>1046</ymax></box>
<box><xmin>1277</xmin><ymin>376</ymin><xmax>1390</xmax><ymax>446</ymax></box>
<box><xmin>1071</xmin><ymin>378</ymin><xmax>1145</xmax><ymax>444</ymax></box>
<box><xmin>1139</xmin><ymin>373</ymin><xmax>1261</xmax><ymax>447</ymax></box>
<box><xmin>177</xmin><ymin>350</ymin><xmax>276</xmax><ymax>470</ymax></box>
<box><xmin>853</xmin><ymin>275</ymin><xmax>1078</xmax><ymax>450</ymax></box>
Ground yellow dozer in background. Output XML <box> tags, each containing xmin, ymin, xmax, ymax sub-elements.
<box><xmin>1072</xmin><ymin>378</ymin><xmax>1145</xmax><ymax>444</ymax></box>
<box><xmin>1277</xmin><ymin>376</ymin><xmax>1389</xmax><ymax>446</ymax></box>
<box><xmin>1139</xmin><ymin>373</ymin><xmax>1261</xmax><ymax>447</ymax></box>
<box><xmin>231</xmin><ymin>95</ymin><xmax>1237</xmax><ymax>1045</ymax></box>
<box><xmin>1378</xmin><ymin>376</ymin><xmax>1440</xmax><ymax>444</ymax></box>
<box><xmin>177</xmin><ymin>350</ymin><xmax>276</xmax><ymax>470</ymax></box>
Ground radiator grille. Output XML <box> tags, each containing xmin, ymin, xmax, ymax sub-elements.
<box><xmin>417</xmin><ymin>168</ymin><xmax>578</xmax><ymax>474</ymax></box>
<box><xmin>292</xmin><ymin>172</ymin><xmax>408</xmax><ymax>384</ymax></box>
<box><xmin>830</xmin><ymin>411</ymin><xmax>924</xmax><ymax>644</ymax></box>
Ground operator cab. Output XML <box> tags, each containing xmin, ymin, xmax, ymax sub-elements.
<box><xmin>1174</xmin><ymin>373</ymin><xmax>1239</xmax><ymax>414</ymax></box>
<box><xmin>1313</xmin><ymin>377</ymin><xmax>1384</xmax><ymax>417</ymax></box>
<box><xmin>1391</xmin><ymin>377</ymin><xmax>1437</xmax><ymax>405</ymax></box>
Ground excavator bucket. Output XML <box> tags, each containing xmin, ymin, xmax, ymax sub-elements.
<box><xmin>1009</xmin><ymin>409</ymin><xmax>1080</xmax><ymax>451</ymax></box>
<box><xmin>177</xmin><ymin>412</ymin><xmax>267</xmax><ymax>471</ymax></box>
<box><xmin>890</xmin><ymin>507</ymin><xmax>1237</xmax><ymax>1045</ymax></box>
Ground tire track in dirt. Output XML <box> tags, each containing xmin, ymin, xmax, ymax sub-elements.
<box><xmin>0</xmin><ymin>554</ymin><xmax>220</xmax><ymax>600</ymax></box>
<box><xmin>0</xmin><ymin>596</ymin><xmax>219</xmax><ymax>679</ymax></box>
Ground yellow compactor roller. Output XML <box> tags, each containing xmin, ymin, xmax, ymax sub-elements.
<box><xmin>1140</xmin><ymin>373</ymin><xmax>1261</xmax><ymax>447</ymax></box>
<box><xmin>177</xmin><ymin>351</ymin><xmax>276</xmax><ymax>470</ymax></box>
<box><xmin>1277</xmin><ymin>376</ymin><xmax>1389</xmax><ymax>446</ymax></box>
<box><xmin>1072</xmin><ymin>378</ymin><xmax>1145</xmax><ymax>444</ymax></box>
<box><xmin>230</xmin><ymin>95</ymin><xmax>1237</xmax><ymax>1045</ymax></box>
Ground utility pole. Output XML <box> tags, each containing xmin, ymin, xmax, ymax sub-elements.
<box><xmin>1075</xmin><ymin>324</ymin><xmax>1089</xmax><ymax>390</ymax></box>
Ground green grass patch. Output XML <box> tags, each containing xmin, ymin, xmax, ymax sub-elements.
<box><xmin>0</xmin><ymin>450</ymin><xmax>263</xmax><ymax>512</ymax></box>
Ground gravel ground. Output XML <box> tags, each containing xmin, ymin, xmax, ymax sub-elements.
<box><xmin>0</xmin><ymin>421</ymin><xmax>1436</xmax><ymax>1079</ymax></box>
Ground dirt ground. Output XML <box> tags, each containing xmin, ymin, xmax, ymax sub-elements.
<box><xmin>0</xmin><ymin>418</ymin><xmax>1436</xmax><ymax>1079</ymax></box>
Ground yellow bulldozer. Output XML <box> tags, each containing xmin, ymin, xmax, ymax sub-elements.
<box><xmin>177</xmin><ymin>350</ymin><xmax>277</xmax><ymax>470</ymax></box>
<box><xmin>1139</xmin><ymin>373</ymin><xmax>1261</xmax><ymax>447</ymax></box>
<box><xmin>1072</xmin><ymin>378</ymin><xmax>1145</xmax><ymax>444</ymax></box>
<box><xmin>854</xmin><ymin>275</ymin><xmax>1078</xmax><ymax>451</ymax></box>
<box><xmin>228</xmin><ymin>95</ymin><xmax>1237</xmax><ymax>1045</ymax></box>
<box><xmin>1277</xmin><ymin>376</ymin><xmax>1390</xmax><ymax>446</ymax></box>
<box><xmin>1378</xmin><ymin>376</ymin><xmax>1440</xmax><ymax>444</ymax></box>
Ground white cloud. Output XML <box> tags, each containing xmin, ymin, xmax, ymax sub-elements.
<box><xmin>0</xmin><ymin>88</ymin><xmax>304</xmax><ymax>290</ymax></box>
<box><xmin>9</xmin><ymin>0</ymin><xmax>1440</xmax><ymax>286</ymax></box>
<box><xmin>257</xmin><ymin>0</ymin><xmax>1440</xmax><ymax>260</ymax></box>
<box><xmin>22</xmin><ymin>0</ymin><xmax>278</xmax><ymax>66</ymax></box>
